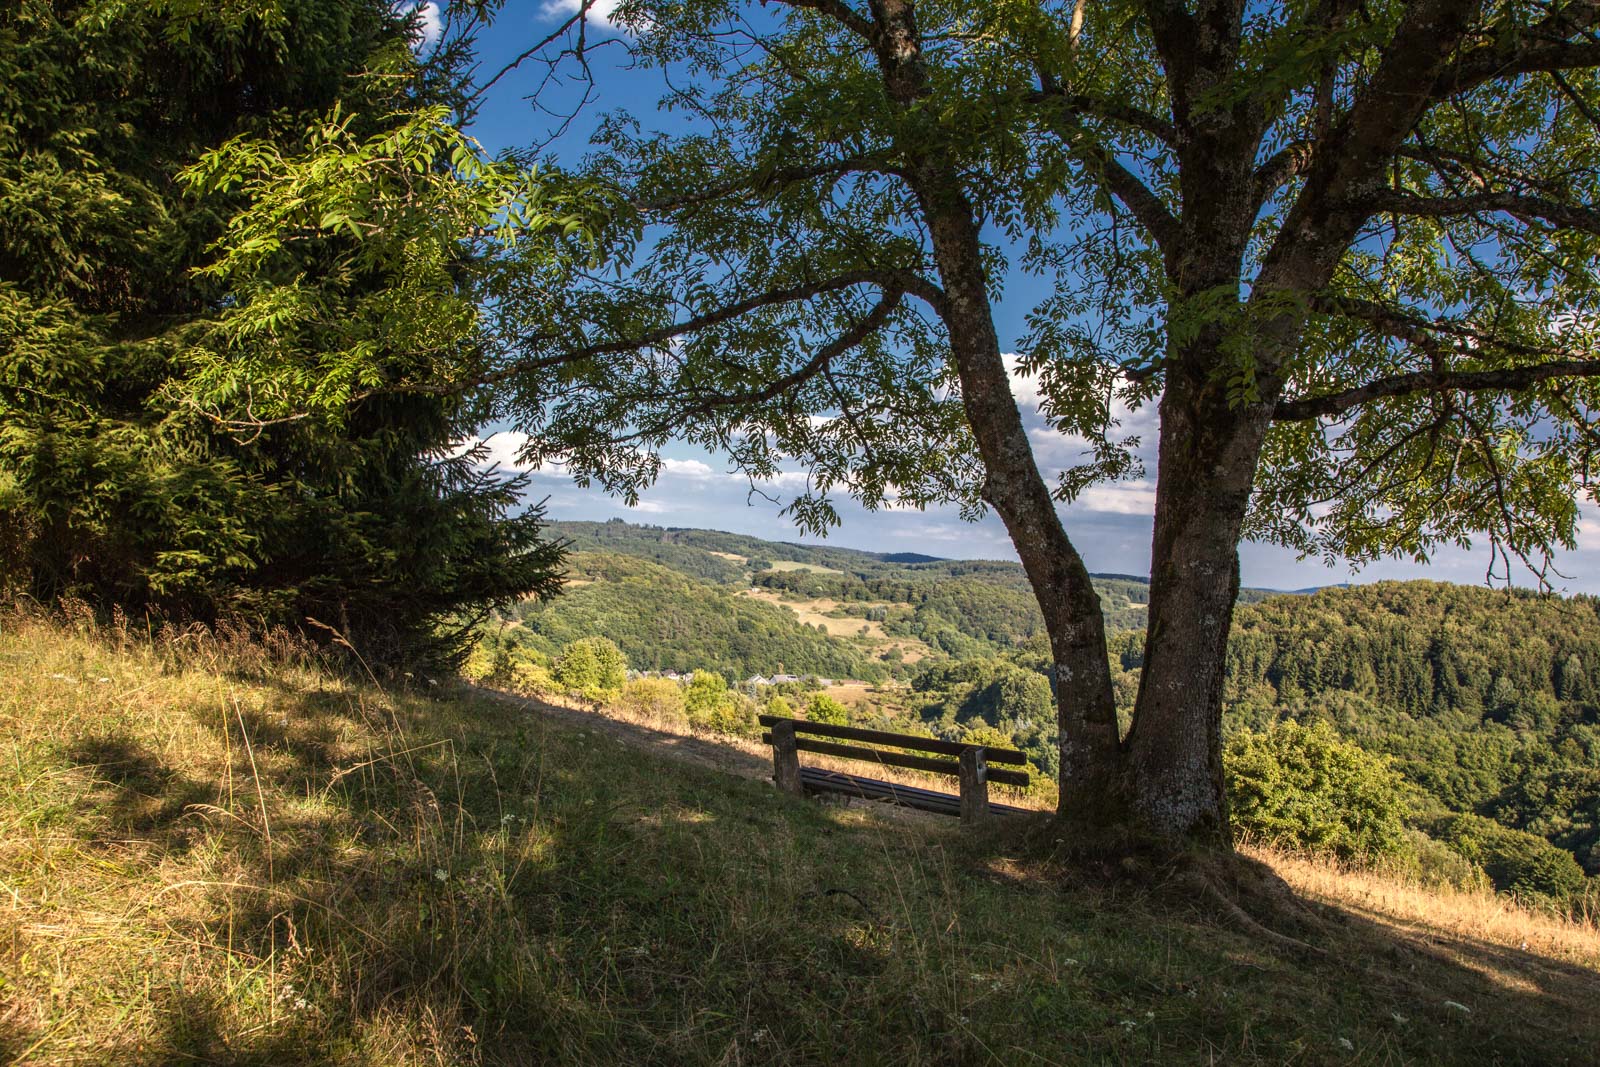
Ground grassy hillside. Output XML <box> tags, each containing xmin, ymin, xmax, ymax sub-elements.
<box><xmin>3</xmin><ymin>612</ymin><xmax>1598</xmax><ymax>1064</ymax></box>
<box><xmin>542</xmin><ymin>518</ymin><xmax>1276</xmax><ymax>659</ymax></box>
<box><xmin>504</xmin><ymin>552</ymin><xmax>885</xmax><ymax>680</ymax></box>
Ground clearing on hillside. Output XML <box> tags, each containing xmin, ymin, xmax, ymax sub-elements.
<box><xmin>764</xmin><ymin>559</ymin><xmax>844</xmax><ymax>574</ymax></box>
<box><xmin>2</xmin><ymin>611</ymin><xmax>1596</xmax><ymax>1065</ymax></box>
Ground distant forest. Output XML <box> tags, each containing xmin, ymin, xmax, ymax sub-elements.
<box><xmin>519</xmin><ymin>520</ymin><xmax>1600</xmax><ymax>880</ymax></box>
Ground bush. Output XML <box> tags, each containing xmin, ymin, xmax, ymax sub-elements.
<box><xmin>620</xmin><ymin>677</ymin><xmax>687</xmax><ymax>726</ymax></box>
<box><xmin>804</xmin><ymin>692</ymin><xmax>849</xmax><ymax>726</ymax></box>
<box><xmin>684</xmin><ymin>670</ymin><xmax>732</xmax><ymax>728</ymax></box>
<box><xmin>701</xmin><ymin>692</ymin><xmax>760</xmax><ymax>738</ymax></box>
<box><xmin>1224</xmin><ymin>719</ymin><xmax>1411</xmax><ymax>860</ymax></box>
<box><xmin>1400</xmin><ymin>830</ymin><xmax>1491</xmax><ymax>892</ymax></box>
<box><xmin>1428</xmin><ymin>813</ymin><xmax>1589</xmax><ymax>902</ymax></box>
<box><xmin>553</xmin><ymin>637</ymin><xmax>627</xmax><ymax>702</ymax></box>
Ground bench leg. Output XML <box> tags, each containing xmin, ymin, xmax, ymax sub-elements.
<box><xmin>771</xmin><ymin>719</ymin><xmax>804</xmax><ymax>796</ymax></box>
<box><xmin>959</xmin><ymin>748</ymin><xmax>990</xmax><ymax>826</ymax></box>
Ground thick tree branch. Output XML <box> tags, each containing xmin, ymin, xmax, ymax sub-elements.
<box><xmin>399</xmin><ymin>270</ymin><xmax>939</xmax><ymax>398</ymax></box>
<box><xmin>1027</xmin><ymin>87</ymin><xmax>1179</xmax><ymax>145</ymax></box>
<box><xmin>621</xmin><ymin>290</ymin><xmax>905</xmax><ymax>438</ymax></box>
<box><xmin>525</xmin><ymin>269</ymin><xmax>941</xmax><ymax>357</ymax></box>
<box><xmin>1275</xmin><ymin>359</ymin><xmax>1600</xmax><ymax>421</ymax></box>
<box><xmin>1361</xmin><ymin>188</ymin><xmax>1600</xmax><ymax>235</ymax></box>
<box><xmin>1090</xmin><ymin>151</ymin><xmax>1182</xmax><ymax>252</ymax></box>
<box><xmin>1253</xmin><ymin>140</ymin><xmax>1316</xmax><ymax>207</ymax></box>
<box><xmin>1033</xmin><ymin>96</ymin><xmax>1182</xmax><ymax>251</ymax></box>
<box><xmin>770</xmin><ymin>0</ymin><xmax>876</xmax><ymax>40</ymax></box>
<box><xmin>1436</xmin><ymin>4</ymin><xmax>1600</xmax><ymax>97</ymax></box>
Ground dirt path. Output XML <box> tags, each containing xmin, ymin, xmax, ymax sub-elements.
<box><xmin>461</xmin><ymin>683</ymin><xmax>944</xmax><ymax>825</ymax></box>
<box><xmin>462</xmin><ymin>683</ymin><xmax>775</xmax><ymax>782</ymax></box>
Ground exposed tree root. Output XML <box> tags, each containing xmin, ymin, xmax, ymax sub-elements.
<box><xmin>977</xmin><ymin>815</ymin><xmax>1493</xmax><ymax>1008</ymax></box>
<box><xmin>983</xmin><ymin>814</ymin><xmax>1341</xmax><ymax>956</ymax></box>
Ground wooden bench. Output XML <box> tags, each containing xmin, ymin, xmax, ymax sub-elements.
<box><xmin>758</xmin><ymin>715</ymin><xmax>1031</xmax><ymax>825</ymax></box>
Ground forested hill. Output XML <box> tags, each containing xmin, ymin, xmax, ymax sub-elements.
<box><xmin>1221</xmin><ymin>582</ymin><xmax>1600</xmax><ymax>874</ymax></box>
<box><xmin>524</xmin><ymin>522</ymin><xmax>1599</xmax><ymax>878</ymax></box>
<box><xmin>500</xmin><ymin>553</ymin><xmax>885</xmax><ymax>681</ymax></box>
<box><xmin>544</xmin><ymin>518</ymin><xmax>1276</xmax><ymax>646</ymax></box>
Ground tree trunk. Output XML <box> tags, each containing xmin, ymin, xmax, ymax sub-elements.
<box><xmin>913</xmin><ymin>172</ymin><xmax>1127</xmax><ymax>820</ymax></box>
<box><xmin>1125</xmin><ymin>362</ymin><xmax>1276</xmax><ymax>843</ymax></box>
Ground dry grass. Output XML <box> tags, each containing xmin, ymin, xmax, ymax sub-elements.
<box><xmin>738</xmin><ymin>589</ymin><xmax>932</xmax><ymax>662</ymax></box>
<box><xmin>3</xmin><ymin>607</ymin><xmax>1598</xmax><ymax>1065</ymax></box>
<box><xmin>1251</xmin><ymin>844</ymin><xmax>1600</xmax><ymax>969</ymax></box>
<box><xmin>740</xmin><ymin>589</ymin><xmax>887</xmax><ymax>638</ymax></box>
<box><xmin>763</xmin><ymin>559</ymin><xmax>843</xmax><ymax>574</ymax></box>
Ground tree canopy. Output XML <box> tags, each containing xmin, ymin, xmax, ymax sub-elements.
<box><xmin>96</xmin><ymin>0</ymin><xmax>1600</xmax><ymax>841</ymax></box>
<box><xmin>480</xmin><ymin>0</ymin><xmax>1600</xmax><ymax>842</ymax></box>
<box><xmin>0</xmin><ymin>0</ymin><xmax>584</xmax><ymax>668</ymax></box>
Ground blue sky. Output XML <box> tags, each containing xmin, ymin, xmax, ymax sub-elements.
<box><xmin>418</xmin><ymin>1</ymin><xmax>1600</xmax><ymax>593</ymax></box>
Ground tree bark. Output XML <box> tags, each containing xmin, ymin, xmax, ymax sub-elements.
<box><xmin>913</xmin><ymin>172</ymin><xmax>1127</xmax><ymax>820</ymax></box>
<box><xmin>1124</xmin><ymin>351</ymin><xmax>1276</xmax><ymax>842</ymax></box>
<box><xmin>858</xmin><ymin>0</ymin><xmax>1132</xmax><ymax>826</ymax></box>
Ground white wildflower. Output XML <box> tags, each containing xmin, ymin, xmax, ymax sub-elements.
<box><xmin>434</xmin><ymin>868</ymin><xmax>448</xmax><ymax>882</ymax></box>
<box><xmin>1337</xmin><ymin>1037</ymin><xmax>1354</xmax><ymax>1051</ymax></box>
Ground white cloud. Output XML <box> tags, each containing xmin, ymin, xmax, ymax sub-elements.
<box><xmin>451</xmin><ymin>432</ymin><xmax>571</xmax><ymax>478</ymax></box>
<box><xmin>402</xmin><ymin>1</ymin><xmax>443</xmax><ymax>50</ymax></box>
<box><xmin>1003</xmin><ymin>352</ymin><xmax>1042</xmax><ymax>412</ymax></box>
<box><xmin>1072</xmin><ymin>480</ymin><xmax>1158</xmax><ymax>516</ymax></box>
<box><xmin>661</xmin><ymin>458</ymin><xmax>714</xmax><ymax>479</ymax></box>
<box><xmin>542</xmin><ymin>0</ymin><xmax>629</xmax><ymax>32</ymax></box>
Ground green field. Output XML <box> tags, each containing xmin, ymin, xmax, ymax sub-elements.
<box><xmin>3</xmin><ymin>611</ymin><xmax>1597</xmax><ymax>1065</ymax></box>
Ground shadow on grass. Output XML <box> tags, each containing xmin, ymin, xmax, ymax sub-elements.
<box><xmin>42</xmin><ymin>675</ymin><xmax>1600</xmax><ymax>1066</ymax></box>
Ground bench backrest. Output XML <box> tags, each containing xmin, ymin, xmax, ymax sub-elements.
<box><xmin>757</xmin><ymin>715</ymin><xmax>1031</xmax><ymax>788</ymax></box>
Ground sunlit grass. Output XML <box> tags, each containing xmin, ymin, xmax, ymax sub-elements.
<box><xmin>2</xmin><ymin>607</ymin><xmax>1596</xmax><ymax>1065</ymax></box>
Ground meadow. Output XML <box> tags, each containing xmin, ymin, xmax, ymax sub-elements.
<box><xmin>2</xmin><ymin>609</ymin><xmax>1597</xmax><ymax>1065</ymax></box>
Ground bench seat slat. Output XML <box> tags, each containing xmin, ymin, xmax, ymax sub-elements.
<box><xmin>757</xmin><ymin>715</ymin><xmax>1028</xmax><ymax>765</ymax></box>
<box><xmin>761</xmin><ymin>733</ymin><xmax>1031</xmax><ymax>787</ymax></box>
<box><xmin>799</xmin><ymin>767</ymin><xmax>1029</xmax><ymax>817</ymax></box>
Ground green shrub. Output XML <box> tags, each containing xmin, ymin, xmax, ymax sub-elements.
<box><xmin>1224</xmin><ymin>719</ymin><xmax>1411</xmax><ymax>860</ymax></box>
<box><xmin>553</xmin><ymin>637</ymin><xmax>627</xmax><ymax>702</ymax></box>
<box><xmin>684</xmin><ymin>670</ymin><xmax>731</xmax><ymax>728</ymax></box>
<box><xmin>1428</xmin><ymin>813</ymin><xmax>1588</xmax><ymax>902</ymax></box>
<box><xmin>701</xmin><ymin>692</ymin><xmax>760</xmax><ymax>738</ymax></box>
<box><xmin>804</xmin><ymin>692</ymin><xmax>849</xmax><ymax>726</ymax></box>
<box><xmin>1399</xmin><ymin>830</ymin><xmax>1491</xmax><ymax>892</ymax></box>
<box><xmin>959</xmin><ymin>724</ymin><xmax>1014</xmax><ymax>749</ymax></box>
<box><xmin>620</xmin><ymin>677</ymin><xmax>687</xmax><ymax>726</ymax></box>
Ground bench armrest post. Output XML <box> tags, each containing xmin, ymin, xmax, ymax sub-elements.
<box><xmin>771</xmin><ymin>719</ymin><xmax>804</xmax><ymax>796</ymax></box>
<box><xmin>959</xmin><ymin>747</ymin><xmax>990</xmax><ymax>826</ymax></box>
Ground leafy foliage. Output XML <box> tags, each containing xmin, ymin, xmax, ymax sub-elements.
<box><xmin>1225</xmin><ymin>582</ymin><xmax>1600</xmax><ymax>874</ymax></box>
<box><xmin>1224</xmin><ymin>720</ymin><xmax>1412</xmax><ymax>861</ymax></box>
<box><xmin>803</xmin><ymin>692</ymin><xmax>848</xmax><ymax>726</ymax></box>
<box><xmin>0</xmin><ymin>0</ymin><xmax>572</xmax><ymax>668</ymax></box>
<box><xmin>553</xmin><ymin>636</ymin><xmax>627</xmax><ymax>702</ymax></box>
<box><xmin>1428</xmin><ymin>814</ymin><xmax>1589</xmax><ymax>903</ymax></box>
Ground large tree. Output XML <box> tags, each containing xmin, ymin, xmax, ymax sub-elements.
<box><xmin>228</xmin><ymin>0</ymin><xmax>1600</xmax><ymax>841</ymax></box>
<box><xmin>0</xmin><ymin>0</ymin><xmax>576</xmax><ymax>668</ymax></box>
